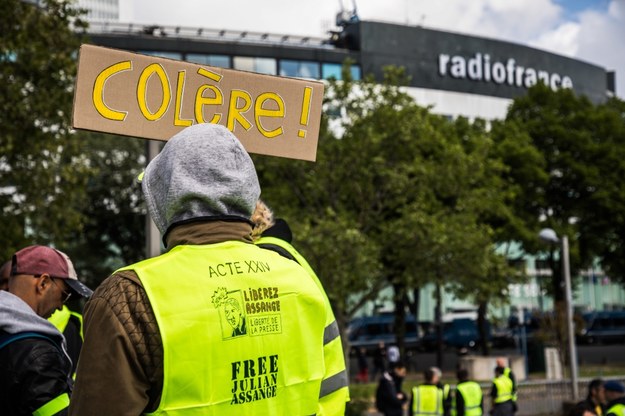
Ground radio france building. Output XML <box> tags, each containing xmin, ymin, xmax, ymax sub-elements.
<box><xmin>84</xmin><ymin>19</ymin><xmax>623</xmax><ymax>318</ymax></box>
<box><xmin>85</xmin><ymin>18</ymin><xmax>616</xmax><ymax>122</ymax></box>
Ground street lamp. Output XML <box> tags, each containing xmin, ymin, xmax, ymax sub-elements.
<box><xmin>538</xmin><ymin>228</ymin><xmax>579</xmax><ymax>400</ymax></box>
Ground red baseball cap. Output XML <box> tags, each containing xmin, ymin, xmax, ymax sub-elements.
<box><xmin>11</xmin><ymin>245</ymin><xmax>93</xmax><ymax>298</ymax></box>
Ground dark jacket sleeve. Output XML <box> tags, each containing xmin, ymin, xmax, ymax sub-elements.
<box><xmin>376</xmin><ymin>377</ymin><xmax>403</xmax><ymax>412</ymax></box>
<box><xmin>443</xmin><ymin>385</ymin><xmax>453</xmax><ymax>416</ymax></box>
<box><xmin>70</xmin><ymin>272</ymin><xmax>163</xmax><ymax>415</ymax></box>
<box><xmin>507</xmin><ymin>370</ymin><xmax>517</xmax><ymax>394</ymax></box>
<box><xmin>63</xmin><ymin>316</ymin><xmax>83</xmax><ymax>374</ymax></box>
<box><xmin>456</xmin><ymin>388</ymin><xmax>466</xmax><ymax>416</ymax></box>
<box><xmin>1</xmin><ymin>339</ymin><xmax>71</xmax><ymax>415</ymax></box>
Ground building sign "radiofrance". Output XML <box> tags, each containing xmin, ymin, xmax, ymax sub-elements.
<box><xmin>438</xmin><ymin>52</ymin><xmax>573</xmax><ymax>91</ymax></box>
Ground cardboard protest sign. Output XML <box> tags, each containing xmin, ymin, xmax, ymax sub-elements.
<box><xmin>72</xmin><ymin>44</ymin><xmax>324</xmax><ymax>161</ymax></box>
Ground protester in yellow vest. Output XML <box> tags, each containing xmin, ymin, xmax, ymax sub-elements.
<box><xmin>251</xmin><ymin>200</ymin><xmax>350</xmax><ymax>413</ymax></box>
<box><xmin>453</xmin><ymin>368</ymin><xmax>483</xmax><ymax>416</ymax></box>
<box><xmin>410</xmin><ymin>366</ymin><xmax>451</xmax><ymax>416</ymax></box>
<box><xmin>70</xmin><ymin>124</ymin><xmax>344</xmax><ymax>415</ymax></box>
<box><xmin>604</xmin><ymin>381</ymin><xmax>625</xmax><ymax>416</ymax></box>
<box><xmin>496</xmin><ymin>357</ymin><xmax>517</xmax><ymax>404</ymax></box>
<box><xmin>490</xmin><ymin>366</ymin><xmax>515</xmax><ymax>416</ymax></box>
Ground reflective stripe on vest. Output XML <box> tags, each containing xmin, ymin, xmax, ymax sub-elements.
<box><xmin>456</xmin><ymin>381</ymin><xmax>483</xmax><ymax>416</ymax></box>
<box><xmin>412</xmin><ymin>385</ymin><xmax>444</xmax><ymax>416</ymax></box>
<box><xmin>49</xmin><ymin>305</ymin><xmax>84</xmax><ymax>339</ymax></box>
<box><xmin>493</xmin><ymin>376</ymin><xmax>513</xmax><ymax>404</ymax></box>
<box><xmin>255</xmin><ymin>236</ymin><xmax>350</xmax><ymax>407</ymax></box>
<box><xmin>33</xmin><ymin>392</ymin><xmax>69</xmax><ymax>416</ymax></box>
<box><xmin>124</xmin><ymin>242</ymin><xmax>327</xmax><ymax>415</ymax></box>
<box><xmin>607</xmin><ymin>403</ymin><xmax>625</xmax><ymax>416</ymax></box>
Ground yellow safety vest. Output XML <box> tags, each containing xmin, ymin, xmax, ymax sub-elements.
<box><xmin>607</xmin><ymin>403</ymin><xmax>625</xmax><ymax>416</ymax></box>
<box><xmin>493</xmin><ymin>375</ymin><xmax>513</xmax><ymax>404</ymax></box>
<box><xmin>412</xmin><ymin>385</ymin><xmax>444</xmax><ymax>416</ymax></box>
<box><xmin>33</xmin><ymin>393</ymin><xmax>70</xmax><ymax>416</ymax></box>
<box><xmin>255</xmin><ymin>235</ymin><xmax>350</xmax><ymax>415</ymax></box>
<box><xmin>454</xmin><ymin>381</ymin><xmax>483</xmax><ymax>416</ymax></box>
<box><xmin>502</xmin><ymin>367</ymin><xmax>517</xmax><ymax>402</ymax></box>
<box><xmin>124</xmin><ymin>241</ymin><xmax>327</xmax><ymax>415</ymax></box>
<box><xmin>48</xmin><ymin>305</ymin><xmax>84</xmax><ymax>339</ymax></box>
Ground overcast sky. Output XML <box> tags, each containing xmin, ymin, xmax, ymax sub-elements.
<box><xmin>119</xmin><ymin>0</ymin><xmax>625</xmax><ymax>98</ymax></box>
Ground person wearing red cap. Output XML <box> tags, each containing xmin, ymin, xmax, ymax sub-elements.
<box><xmin>0</xmin><ymin>245</ymin><xmax>92</xmax><ymax>416</ymax></box>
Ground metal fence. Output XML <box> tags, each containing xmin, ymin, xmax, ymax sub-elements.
<box><xmin>362</xmin><ymin>377</ymin><xmax>625</xmax><ymax>416</ymax></box>
<box><xmin>486</xmin><ymin>377</ymin><xmax>625</xmax><ymax>416</ymax></box>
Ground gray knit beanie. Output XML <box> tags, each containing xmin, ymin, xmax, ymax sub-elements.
<box><xmin>141</xmin><ymin>123</ymin><xmax>261</xmax><ymax>236</ymax></box>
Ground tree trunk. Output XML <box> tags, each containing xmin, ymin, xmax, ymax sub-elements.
<box><xmin>477</xmin><ymin>301</ymin><xmax>490</xmax><ymax>356</ymax></box>
<box><xmin>435</xmin><ymin>282</ymin><xmax>444</xmax><ymax>369</ymax></box>
<box><xmin>393</xmin><ymin>282</ymin><xmax>407</xmax><ymax>359</ymax></box>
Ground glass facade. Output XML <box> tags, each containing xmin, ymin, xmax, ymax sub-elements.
<box><xmin>280</xmin><ymin>60</ymin><xmax>320</xmax><ymax>79</ymax></box>
<box><xmin>233</xmin><ymin>57</ymin><xmax>277</xmax><ymax>75</ymax></box>
<box><xmin>186</xmin><ymin>54</ymin><xmax>231</xmax><ymax>68</ymax></box>
<box><xmin>133</xmin><ymin>51</ymin><xmax>362</xmax><ymax>82</ymax></box>
<box><xmin>321</xmin><ymin>63</ymin><xmax>361</xmax><ymax>81</ymax></box>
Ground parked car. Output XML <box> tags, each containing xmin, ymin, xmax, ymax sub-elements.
<box><xmin>578</xmin><ymin>310</ymin><xmax>625</xmax><ymax>344</ymax></box>
<box><xmin>420</xmin><ymin>318</ymin><xmax>491</xmax><ymax>351</ymax></box>
<box><xmin>346</xmin><ymin>313</ymin><xmax>430</xmax><ymax>354</ymax></box>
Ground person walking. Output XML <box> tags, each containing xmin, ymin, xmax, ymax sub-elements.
<box><xmin>0</xmin><ymin>245</ymin><xmax>92</xmax><ymax>415</ymax></box>
<box><xmin>70</xmin><ymin>123</ymin><xmax>345</xmax><ymax>415</ymax></box>
<box><xmin>376</xmin><ymin>361</ymin><xmax>408</xmax><ymax>416</ymax></box>
<box><xmin>409</xmin><ymin>366</ymin><xmax>451</xmax><ymax>416</ymax></box>
<box><xmin>490</xmin><ymin>366</ymin><xmax>516</xmax><ymax>416</ymax></box>
<box><xmin>453</xmin><ymin>368</ymin><xmax>483</xmax><ymax>416</ymax></box>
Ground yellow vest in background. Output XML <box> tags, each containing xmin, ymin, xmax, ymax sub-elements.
<box><xmin>455</xmin><ymin>381</ymin><xmax>483</xmax><ymax>416</ymax></box>
<box><xmin>412</xmin><ymin>385</ymin><xmax>444</xmax><ymax>416</ymax></box>
<box><xmin>493</xmin><ymin>375</ymin><xmax>513</xmax><ymax>404</ymax></box>
<box><xmin>48</xmin><ymin>305</ymin><xmax>84</xmax><ymax>339</ymax></box>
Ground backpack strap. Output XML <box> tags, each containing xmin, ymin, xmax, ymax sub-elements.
<box><xmin>0</xmin><ymin>331</ymin><xmax>59</xmax><ymax>352</ymax></box>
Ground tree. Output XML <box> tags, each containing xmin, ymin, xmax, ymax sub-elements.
<box><xmin>63</xmin><ymin>132</ymin><xmax>148</xmax><ymax>288</ymax></box>
<box><xmin>504</xmin><ymin>83</ymin><xmax>625</xmax><ymax>373</ymax></box>
<box><xmin>255</xmin><ymin>65</ymin><xmax>521</xmax><ymax>366</ymax></box>
<box><xmin>0</xmin><ymin>0</ymin><xmax>90</xmax><ymax>261</ymax></box>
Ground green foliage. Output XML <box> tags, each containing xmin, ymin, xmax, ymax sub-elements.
<box><xmin>63</xmin><ymin>132</ymin><xmax>148</xmax><ymax>288</ymax></box>
<box><xmin>255</xmin><ymin>65</ymin><xmax>521</xmax><ymax>355</ymax></box>
<box><xmin>0</xmin><ymin>0</ymin><xmax>90</xmax><ymax>261</ymax></box>
<box><xmin>504</xmin><ymin>83</ymin><xmax>625</xmax><ymax>288</ymax></box>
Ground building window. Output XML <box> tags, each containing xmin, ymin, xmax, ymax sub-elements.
<box><xmin>321</xmin><ymin>63</ymin><xmax>361</xmax><ymax>81</ymax></box>
<box><xmin>280</xmin><ymin>60</ymin><xmax>320</xmax><ymax>79</ymax></box>
<box><xmin>233</xmin><ymin>56</ymin><xmax>276</xmax><ymax>75</ymax></box>
<box><xmin>186</xmin><ymin>54</ymin><xmax>231</xmax><ymax>68</ymax></box>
